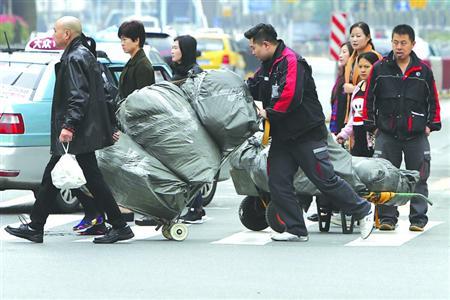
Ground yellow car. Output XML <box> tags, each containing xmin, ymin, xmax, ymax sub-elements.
<box><xmin>194</xmin><ymin>33</ymin><xmax>246</xmax><ymax>77</ymax></box>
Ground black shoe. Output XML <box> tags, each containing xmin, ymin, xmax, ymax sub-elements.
<box><xmin>5</xmin><ymin>223</ymin><xmax>43</xmax><ymax>243</ymax></box>
<box><xmin>121</xmin><ymin>212</ymin><xmax>134</xmax><ymax>222</ymax></box>
<box><xmin>307</xmin><ymin>213</ymin><xmax>319</xmax><ymax>222</ymax></box>
<box><xmin>180</xmin><ymin>208</ymin><xmax>204</xmax><ymax>224</ymax></box>
<box><xmin>135</xmin><ymin>216</ymin><xmax>158</xmax><ymax>226</ymax></box>
<box><xmin>78</xmin><ymin>223</ymin><xmax>108</xmax><ymax>236</ymax></box>
<box><xmin>93</xmin><ymin>225</ymin><xmax>134</xmax><ymax>244</ymax></box>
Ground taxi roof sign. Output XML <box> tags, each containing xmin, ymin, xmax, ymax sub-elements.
<box><xmin>25</xmin><ymin>36</ymin><xmax>63</xmax><ymax>52</ymax></box>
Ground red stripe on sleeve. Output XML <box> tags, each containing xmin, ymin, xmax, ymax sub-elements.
<box><xmin>273</xmin><ymin>49</ymin><xmax>298</xmax><ymax>112</ymax></box>
<box><xmin>432</xmin><ymin>81</ymin><xmax>441</xmax><ymax>123</ymax></box>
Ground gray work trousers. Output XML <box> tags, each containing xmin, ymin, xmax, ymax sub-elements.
<box><xmin>373</xmin><ymin>132</ymin><xmax>431</xmax><ymax>225</ymax></box>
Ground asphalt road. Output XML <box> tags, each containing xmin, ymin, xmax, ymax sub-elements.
<box><xmin>0</xmin><ymin>64</ymin><xmax>449</xmax><ymax>299</ymax></box>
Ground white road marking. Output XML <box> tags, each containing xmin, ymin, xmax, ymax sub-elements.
<box><xmin>345</xmin><ymin>220</ymin><xmax>443</xmax><ymax>247</ymax></box>
<box><xmin>212</xmin><ymin>230</ymin><xmax>273</xmax><ymax>245</ymax></box>
<box><xmin>212</xmin><ymin>219</ymin><xmax>316</xmax><ymax>245</ymax></box>
<box><xmin>73</xmin><ymin>225</ymin><xmax>163</xmax><ymax>243</ymax></box>
<box><xmin>0</xmin><ymin>194</ymin><xmax>35</xmax><ymax>208</ymax></box>
<box><xmin>0</xmin><ymin>215</ymin><xmax>81</xmax><ymax>241</ymax></box>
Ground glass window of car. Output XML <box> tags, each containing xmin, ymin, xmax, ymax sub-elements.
<box><xmin>0</xmin><ymin>62</ymin><xmax>45</xmax><ymax>101</ymax></box>
<box><xmin>197</xmin><ymin>38</ymin><xmax>224</xmax><ymax>51</ymax></box>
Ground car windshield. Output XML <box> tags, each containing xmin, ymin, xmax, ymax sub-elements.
<box><xmin>197</xmin><ymin>38</ymin><xmax>224</xmax><ymax>51</ymax></box>
<box><xmin>0</xmin><ymin>62</ymin><xmax>45</xmax><ymax>101</ymax></box>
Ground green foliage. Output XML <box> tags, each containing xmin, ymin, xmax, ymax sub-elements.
<box><xmin>0</xmin><ymin>23</ymin><xmax>14</xmax><ymax>45</ymax></box>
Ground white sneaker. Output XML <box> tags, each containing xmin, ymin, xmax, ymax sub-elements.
<box><xmin>270</xmin><ymin>232</ymin><xmax>309</xmax><ymax>242</ymax></box>
<box><xmin>358</xmin><ymin>204</ymin><xmax>375</xmax><ymax>239</ymax></box>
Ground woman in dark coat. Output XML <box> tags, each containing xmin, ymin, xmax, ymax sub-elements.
<box><xmin>172</xmin><ymin>35</ymin><xmax>206</xmax><ymax>224</ymax></box>
<box><xmin>117</xmin><ymin>20</ymin><xmax>155</xmax><ymax>99</ymax></box>
<box><xmin>134</xmin><ymin>35</ymin><xmax>206</xmax><ymax>226</ymax></box>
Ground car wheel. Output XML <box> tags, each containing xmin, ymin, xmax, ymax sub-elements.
<box><xmin>55</xmin><ymin>189</ymin><xmax>80</xmax><ymax>213</ymax></box>
<box><xmin>201</xmin><ymin>181</ymin><xmax>217</xmax><ymax>207</ymax></box>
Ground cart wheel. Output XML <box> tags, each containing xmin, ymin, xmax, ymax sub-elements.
<box><xmin>265</xmin><ymin>201</ymin><xmax>286</xmax><ymax>233</ymax></box>
<box><xmin>239</xmin><ymin>196</ymin><xmax>268</xmax><ymax>231</ymax></box>
<box><xmin>169</xmin><ymin>223</ymin><xmax>188</xmax><ymax>241</ymax></box>
<box><xmin>162</xmin><ymin>225</ymin><xmax>172</xmax><ymax>240</ymax></box>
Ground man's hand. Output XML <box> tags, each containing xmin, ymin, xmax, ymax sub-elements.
<box><xmin>112</xmin><ymin>130</ymin><xmax>121</xmax><ymax>142</ymax></box>
<box><xmin>343</xmin><ymin>83</ymin><xmax>355</xmax><ymax>94</ymax></box>
<box><xmin>258</xmin><ymin>108</ymin><xmax>267</xmax><ymax>119</ymax></box>
<box><xmin>425</xmin><ymin>126</ymin><xmax>431</xmax><ymax>136</ymax></box>
<box><xmin>59</xmin><ymin>128</ymin><xmax>73</xmax><ymax>143</ymax></box>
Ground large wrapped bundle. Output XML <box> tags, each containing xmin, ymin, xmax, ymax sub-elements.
<box><xmin>352</xmin><ymin>157</ymin><xmax>419</xmax><ymax>193</ymax></box>
<box><xmin>230</xmin><ymin>132</ymin><xmax>418</xmax><ymax>196</ymax></box>
<box><xmin>97</xmin><ymin>134</ymin><xmax>196</xmax><ymax>219</ymax></box>
<box><xmin>117</xmin><ymin>81</ymin><xmax>221</xmax><ymax>184</ymax></box>
<box><xmin>181</xmin><ymin>69</ymin><xmax>259</xmax><ymax>154</ymax></box>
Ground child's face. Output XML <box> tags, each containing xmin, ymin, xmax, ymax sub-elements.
<box><xmin>358</xmin><ymin>57</ymin><xmax>373</xmax><ymax>80</ymax></box>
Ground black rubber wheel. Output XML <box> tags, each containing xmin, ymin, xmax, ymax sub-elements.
<box><xmin>201</xmin><ymin>180</ymin><xmax>217</xmax><ymax>207</ymax></box>
<box><xmin>239</xmin><ymin>196</ymin><xmax>268</xmax><ymax>231</ymax></box>
<box><xmin>265</xmin><ymin>201</ymin><xmax>286</xmax><ymax>233</ymax></box>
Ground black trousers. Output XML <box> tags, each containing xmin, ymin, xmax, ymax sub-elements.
<box><xmin>373</xmin><ymin>132</ymin><xmax>431</xmax><ymax>225</ymax></box>
<box><xmin>268</xmin><ymin>137</ymin><xmax>371</xmax><ymax>236</ymax></box>
<box><xmin>30</xmin><ymin>152</ymin><xmax>126</xmax><ymax>230</ymax></box>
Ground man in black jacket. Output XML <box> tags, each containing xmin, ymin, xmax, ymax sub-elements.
<box><xmin>245</xmin><ymin>24</ymin><xmax>374</xmax><ymax>242</ymax></box>
<box><xmin>5</xmin><ymin>16</ymin><xmax>134</xmax><ymax>244</ymax></box>
<box><xmin>363</xmin><ymin>24</ymin><xmax>441</xmax><ymax>231</ymax></box>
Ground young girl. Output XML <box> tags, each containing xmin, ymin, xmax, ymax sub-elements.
<box><xmin>329</xmin><ymin>42</ymin><xmax>354</xmax><ymax>134</ymax></box>
<box><xmin>336</xmin><ymin>52</ymin><xmax>380</xmax><ymax>157</ymax></box>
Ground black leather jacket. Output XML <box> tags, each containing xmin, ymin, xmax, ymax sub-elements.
<box><xmin>51</xmin><ymin>36</ymin><xmax>114</xmax><ymax>155</ymax></box>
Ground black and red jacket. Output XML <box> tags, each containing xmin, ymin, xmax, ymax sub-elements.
<box><xmin>363</xmin><ymin>51</ymin><xmax>441</xmax><ymax>140</ymax></box>
<box><xmin>247</xmin><ymin>40</ymin><xmax>325</xmax><ymax>141</ymax></box>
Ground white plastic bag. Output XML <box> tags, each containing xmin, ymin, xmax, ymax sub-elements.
<box><xmin>51</xmin><ymin>143</ymin><xmax>86</xmax><ymax>189</ymax></box>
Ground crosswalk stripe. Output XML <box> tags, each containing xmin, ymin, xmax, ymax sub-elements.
<box><xmin>73</xmin><ymin>225</ymin><xmax>163</xmax><ymax>243</ymax></box>
<box><xmin>211</xmin><ymin>230</ymin><xmax>273</xmax><ymax>245</ymax></box>
<box><xmin>212</xmin><ymin>219</ymin><xmax>316</xmax><ymax>245</ymax></box>
<box><xmin>0</xmin><ymin>194</ymin><xmax>35</xmax><ymax>208</ymax></box>
<box><xmin>0</xmin><ymin>215</ymin><xmax>81</xmax><ymax>241</ymax></box>
<box><xmin>345</xmin><ymin>220</ymin><xmax>443</xmax><ymax>247</ymax></box>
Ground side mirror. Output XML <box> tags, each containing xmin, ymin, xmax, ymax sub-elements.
<box><xmin>196</xmin><ymin>50</ymin><xmax>202</xmax><ymax>57</ymax></box>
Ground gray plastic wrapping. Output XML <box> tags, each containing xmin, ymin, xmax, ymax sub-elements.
<box><xmin>230</xmin><ymin>132</ymin><xmax>419</xmax><ymax>196</ymax></box>
<box><xmin>117</xmin><ymin>81</ymin><xmax>221</xmax><ymax>184</ymax></box>
<box><xmin>352</xmin><ymin>157</ymin><xmax>419</xmax><ymax>193</ymax></box>
<box><xmin>97</xmin><ymin>134</ymin><xmax>195</xmax><ymax>219</ymax></box>
<box><xmin>180</xmin><ymin>69</ymin><xmax>259</xmax><ymax>154</ymax></box>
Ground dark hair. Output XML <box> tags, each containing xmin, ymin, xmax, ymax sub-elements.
<box><xmin>357</xmin><ymin>51</ymin><xmax>380</xmax><ymax>65</ymax></box>
<box><xmin>341</xmin><ymin>41</ymin><xmax>354</xmax><ymax>57</ymax></box>
<box><xmin>118</xmin><ymin>20</ymin><xmax>145</xmax><ymax>48</ymax></box>
<box><xmin>244</xmin><ymin>23</ymin><xmax>278</xmax><ymax>44</ymax></box>
<box><xmin>174</xmin><ymin>35</ymin><xmax>198</xmax><ymax>65</ymax></box>
<box><xmin>349</xmin><ymin>21</ymin><xmax>375</xmax><ymax>49</ymax></box>
<box><xmin>392</xmin><ymin>24</ymin><xmax>415</xmax><ymax>42</ymax></box>
<box><xmin>80</xmin><ymin>33</ymin><xmax>97</xmax><ymax>57</ymax></box>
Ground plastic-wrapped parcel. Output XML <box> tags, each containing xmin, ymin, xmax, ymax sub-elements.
<box><xmin>117</xmin><ymin>81</ymin><xmax>221</xmax><ymax>184</ymax></box>
<box><xmin>97</xmin><ymin>134</ymin><xmax>199</xmax><ymax>219</ymax></box>
<box><xmin>180</xmin><ymin>69</ymin><xmax>259</xmax><ymax>154</ymax></box>
<box><xmin>230</xmin><ymin>132</ymin><xmax>419</xmax><ymax>196</ymax></box>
